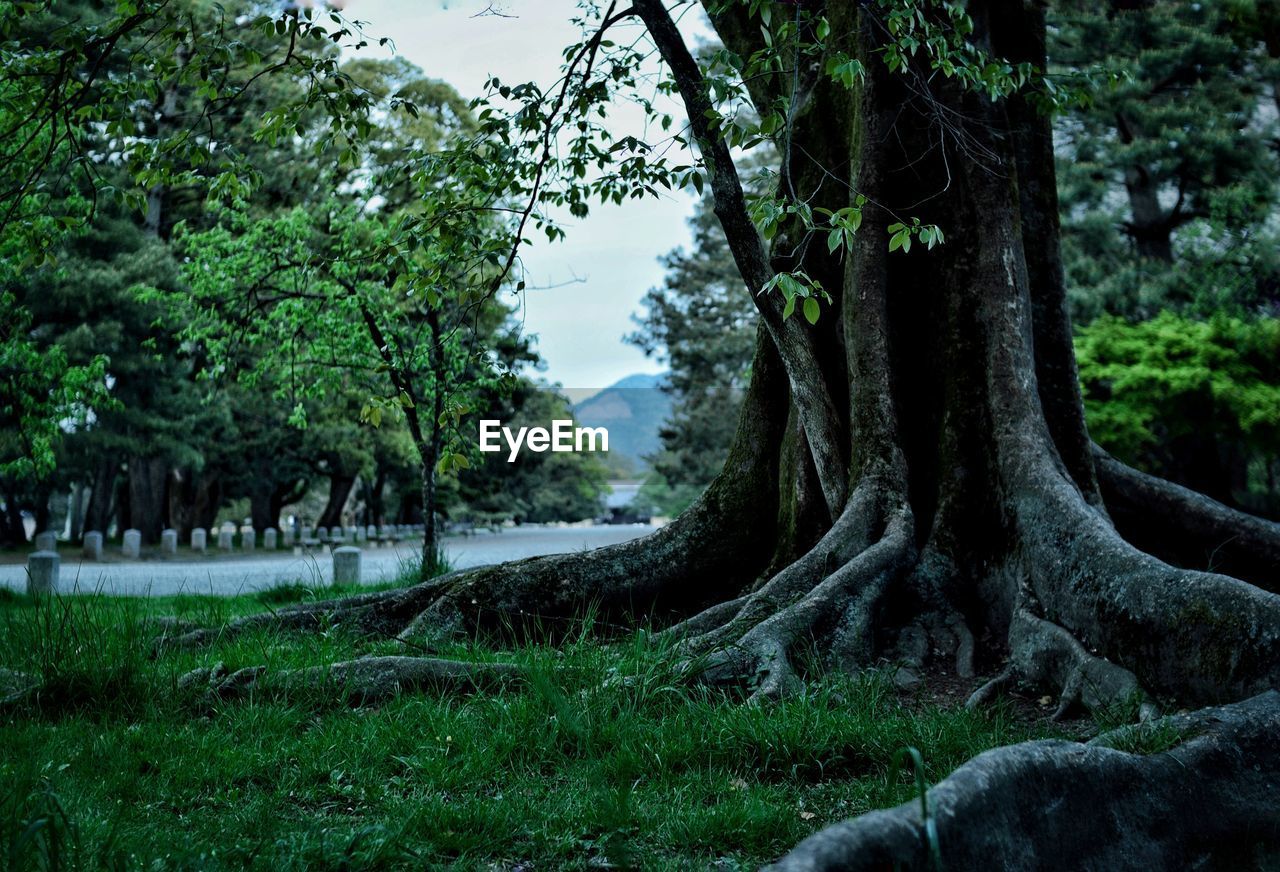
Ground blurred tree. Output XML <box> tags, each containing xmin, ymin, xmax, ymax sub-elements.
<box><xmin>628</xmin><ymin>195</ymin><xmax>757</xmax><ymax>513</ymax></box>
<box><xmin>1053</xmin><ymin>0</ymin><xmax>1280</xmax><ymax>320</ymax></box>
<box><xmin>1077</xmin><ymin>313</ymin><xmax>1280</xmax><ymax>517</ymax></box>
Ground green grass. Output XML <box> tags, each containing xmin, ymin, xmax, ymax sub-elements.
<box><xmin>0</xmin><ymin>589</ymin><xmax>1058</xmax><ymax>871</ymax></box>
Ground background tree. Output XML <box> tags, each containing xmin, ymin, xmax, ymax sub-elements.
<box><xmin>1054</xmin><ymin>0</ymin><xmax>1280</xmax><ymax>320</ymax></box>
<box><xmin>629</xmin><ymin>195</ymin><xmax>757</xmax><ymax>515</ymax></box>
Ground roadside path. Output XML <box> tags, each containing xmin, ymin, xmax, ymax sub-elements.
<box><xmin>0</xmin><ymin>525</ymin><xmax>655</xmax><ymax>597</ymax></box>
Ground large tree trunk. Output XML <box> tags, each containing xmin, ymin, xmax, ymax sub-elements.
<box><xmin>269</xmin><ymin>478</ymin><xmax>308</xmax><ymax>533</ymax></box>
<box><xmin>168</xmin><ymin>0</ymin><xmax>1280</xmax><ymax>860</ymax></box>
<box><xmin>170</xmin><ymin>467</ymin><xmax>222</xmax><ymax>537</ymax></box>
<box><xmin>316</xmin><ymin>472</ymin><xmax>356</xmax><ymax>530</ymax></box>
<box><xmin>84</xmin><ymin>459</ymin><xmax>119</xmax><ymax>535</ymax></box>
<box><xmin>127</xmin><ymin>456</ymin><xmax>169</xmax><ymax>544</ymax></box>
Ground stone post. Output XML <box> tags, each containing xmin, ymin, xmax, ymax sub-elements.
<box><xmin>218</xmin><ymin>528</ymin><xmax>233</xmax><ymax>550</ymax></box>
<box><xmin>263</xmin><ymin>528</ymin><xmax>277</xmax><ymax>550</ymax></box>
<box><xmin>83</xmin><ymin>531</ymin><xmax>103</xmax><ymax>561</ymax></box>
<box><xmin>34</xmin><ymin>531</ymin><xmax>56</xmax><ymax>551</ymax></box>
<box><xmin>27</xmin><ymin>551</ymin><xmax>60</xmax><ymax>595</ymax></box>
<box><xmin>332</xmin><ymin>546</ymin><xmax>361</xmax><ymax>586</ymax></box>
<box><xmin>242</xmin><ymin>528</ymin><xmax>256</xmax><ymax>551</ymax></box>
<box><xmin>122</xmin><ymin>529</ymin><xmax>142</xmax><ymax>559</ymax></box>
<box><xmin>160</xmin><ymin>529</ymin><xmax>178</xmax><ymax>555</ymax></box>
<box><xmin>191</xmin><ymin>528</ymin><xmax>207</xmax><ymax>552</ymax></box>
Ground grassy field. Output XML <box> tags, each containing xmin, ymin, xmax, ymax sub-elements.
<box><xmin>0</xmin><ymin>577</ymin><xmax>1064</xmax><ymax>871</ymax></box>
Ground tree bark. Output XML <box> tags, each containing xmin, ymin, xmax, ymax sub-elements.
<box><xmin>771</xmin><ymin>692</ymin><xmax>1280</xmax><ymax>871</ymax></box>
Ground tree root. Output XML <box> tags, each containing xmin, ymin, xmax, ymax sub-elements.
<box><xmin>966</xmin><ymin>607</ymin><xmax>1155</xmax><ymax>721</ymax></box>
<box><xmin>176</xmin><ymin>655</ymin><xmax>521</xmax><ymax>705</ymax></box>
<box><xmin>154</xmin><ymin>582</ymin><xmax>448</xmax><ymax>651</ymax></box>
<box><xmin>1093</xmin><ymin>444</ymin><xmax>1280</xmax><ymax>591</ymax></box>
<box><xmin>770</xmin><ymin>690</ymin><xmax>1280</xmax><ymax>871</ymax></box>
<box><xmin>675</xmin><ymin>506</ymin><xmax>915</xmax><ymax>702</ymax></box>
<box><xmin>1016</xmin><ymin>466</ymin><xmax>1280</xmax><ymax>704</ymax></box>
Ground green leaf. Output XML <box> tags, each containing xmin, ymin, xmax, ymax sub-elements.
<box><xmin>803</xmin><ymin>297</ymin><xmax>820</xmax><ymax>325</ymax></box>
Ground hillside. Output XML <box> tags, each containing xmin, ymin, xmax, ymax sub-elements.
<box><xmin>572</xmin><ymin>373</ymin><xmax>670</xmax><ymax>474</ymax></box>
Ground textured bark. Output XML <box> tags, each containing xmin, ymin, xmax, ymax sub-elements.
<box><xmin>1095</xmin><ymin>444</ymin><xmax>1280</xmax><ymax>590</ymax></box>
<box><xmin>771</xmin><ymin>692</ymin><xmax>1280</xmax><ymax>871</ymax></box>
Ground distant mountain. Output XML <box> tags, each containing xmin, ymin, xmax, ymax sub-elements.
<box><xmin>572</xmin><ymin>373</ymin><xmax>671</xmax><ymax>474</ymax></box>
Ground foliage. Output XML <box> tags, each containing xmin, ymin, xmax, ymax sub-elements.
<box><xmin>1076</xmin><ymin>313</ymin><xmax>1280</xmax><ymax>515</ymax></box>
<box><xmin>1053</xmin><ymin>0</ymin><xmax>1280</xmax><ymax>321</ymax></box>
<box><xmin>0</xmin><ymin>291</ymin><xmax>109</xmax><ymax>481</ymax></box>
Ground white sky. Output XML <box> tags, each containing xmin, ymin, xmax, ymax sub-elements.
<box><xmin>342</xmin><ymin>0</ymin><xmax>711</xmax><ymax>390</ymax></box>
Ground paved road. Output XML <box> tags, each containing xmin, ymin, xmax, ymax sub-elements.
<box><xmin>0</xmin><ymin>524</ymin><xmax>656</xmax><ymax>597</ymax></box>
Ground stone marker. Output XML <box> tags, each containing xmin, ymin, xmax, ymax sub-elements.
<box><xmin>263</xmin><ymin>528</ymin><xmax>277</xmax><ymax>550</ymax></box>
<box><xmin>346</xmin><ymin>525</ymin><xmax>359</xmax><ymax>542</ymax></box>
<box><xmin>122</xmin><ymin>529</ymin><xmax>142</xmax><ymax>559</ymax></box>
<box><xmin>282</xmin><ymin>527</ymin><xmax>294</xmax><ymax>547</ymax></box>
<box><xmin>82</xmin><ymin>531</ymin><xmax>103</xmax><ymax>561</ymax></box>
<box><xmin>379</xmin><ymin>525</ymin><xmax>392</xmax><ymax>540</ymax></box>
<box><xmin>317</xmin><ymin>526</ymin><xmax>330</xmax><ymax>542</ymax></box>
<box><xmin>161</xmin><ymin>528</ymin><xmax>178</xmax><ymax>555</ymax></box>
<box><xmin>243</xmin><ymin>528</ymin><xmax>256</xmax><ymax>551</ymax></box>
<box><xmin>27</xmin><ymin>551</ymin><xmax>59</xmax><ymax>595</ymax></box>
<box><xmin>355</xmin><ymin>525</ymin><xmax>367</xmax><ymax>543</ymax></box>
<box><xmin>34</xmin><ymin>531</ymin><xmax>56</xmax><ymax>551</ymax></box>
<box><xmin>191</xmin><ymin>528</ymin><xmax>207</xmax><ymax>552</ymax></box>
<box><xmin>218</xmin><ymin>528</ymin><xmax>233</xmax><ymax>550</ymax></box>
<box><xmin>331</xmin><ymin>528</ymin><xmax>346</xmax><ymax>545</ymax></box>
<box><xmin>332</xmin><ymin>546</ymin><xmax>361</xmax><ymax>586</ymax></box>
<box><xmin>301</xmin><ymin>526</ymin><xmax>314</xmax><ymax>543</ymax></box>
<box><xmin>366</xmin><ymin>524</ymin><xmax>377</xmax><ymax>541</ymax></box>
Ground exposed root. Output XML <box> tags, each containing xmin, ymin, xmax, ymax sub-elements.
<box><xmin>770</xmin><ymin>691</ymin><xmax>1280</xmax><ymax>871</ymax></box>
<box><xmin>1093</xmin><ymin>444</ymin><xmax>1280</xmax><ymax>591</ymax></box>
<box><xmin>660</xmin><ymin>485</ymin><xmax>886</xmax><ymax>656</ymax></box>
<box><xmin>1016</xmin><ymin>464</ymin><xmax>1280</xmax><ymax>704</ymax></box>
<box><xmin>966</xmin><ymin>606</ymin><xmax>1155</xmax><ymax>721</ymax></box>
<box><xmin>155</xmin><ymin>582</ymin><xmax>447</xmax><ymax>651</ymax></box>
<box><xmin>680</xmin><ymin>508</ymin><xmax>915</xmax><ymax>701</ymax></box>
<box><xmin>176</xmin><ymin>655</ymin><xmax>521</xmax><ymax>705</ymax></box>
